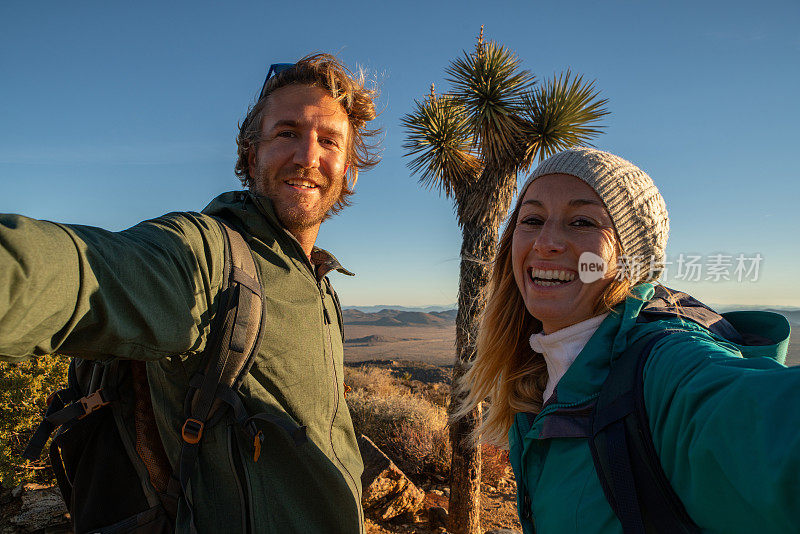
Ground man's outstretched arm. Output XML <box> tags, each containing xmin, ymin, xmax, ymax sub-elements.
<box><xmin>0</xmin><ymin>212</ymin><xmax>224</xmax><ymax>362</ymax></box>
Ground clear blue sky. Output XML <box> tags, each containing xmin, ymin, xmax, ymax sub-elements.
<box><xmin>2</xmin><ymin>0</ymin><xmax>798</xmax><ymax>307</ymax></box>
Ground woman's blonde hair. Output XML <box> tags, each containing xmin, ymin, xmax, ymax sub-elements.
<box><xmin>452</xmin><ymin>198</ymin><xmax>631</xmax><ymax>447</ymax></box>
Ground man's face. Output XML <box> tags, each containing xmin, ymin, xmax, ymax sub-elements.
<box><xmin>249</xmin><ymin>85</ymin><xmax>350</xmax><ymax>232</ymax></box>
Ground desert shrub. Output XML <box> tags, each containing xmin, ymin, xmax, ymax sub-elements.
<box><xmin>392</xmin><ymin>420</ymin><xmax>450</xmax><ymax>480</ymax></box>
<box><xmin>346</xmin><ymin>387</ymin><xmax>451</xmax><ymax>481</ymax></box>
<box><xmin>481</xmin><ymin>443</ymin><xmax>511</xmax><ymax>487</ymax></box>
<box><xmin>0</xmin><ymin>355</ymin><xmax>69</xmax><ymax>488</ymax></box>
<box><xmin>418</xmin><ymin>382</ymin><xmax>450</xmax><ymax>409</ymax></box>
<box><xmin>345</xmin><ymin>366</ymin><xmax>401</xmax><ymax>398</ymax></box>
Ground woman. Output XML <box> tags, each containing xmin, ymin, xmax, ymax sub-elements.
<box><xmin>456</xmin><ymin>147</ymin><xmax>798</xmax><ymax>534</ymax></box>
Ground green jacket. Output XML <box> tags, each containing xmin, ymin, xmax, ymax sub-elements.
<box><xmin>509</xmin><ymin>283</ymin><xmax>797</xmax><ymax>534</ymax></box>
<box><xmin>0</xmin><ymin>191</ymin><xmax>364</xmax><ymax>534</ymax></box>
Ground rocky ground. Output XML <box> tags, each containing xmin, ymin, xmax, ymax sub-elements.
<box><xmin>0</xmin><ymin>484</ymin><xmax>70</xmax><ymax>534</ymax></box>
<box><xmin>365</xmin><ymin>480</ymin><xmax>520</xmax><ymax>534</ymax></box>
<box><xmin>0</xmin><ymin>472</ymin><xmax>521</xmax><ymax>534</ymax></box>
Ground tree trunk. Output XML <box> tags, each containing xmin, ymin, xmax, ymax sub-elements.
<box><xmin>447</xmin><ymin>217</ymin><xmax>500</xmax><ymax>534</ymax></box>
<box><xmin>448</xmin><ymin>164</ymin><xmax>518</xmax><ymax>534</ymax></box>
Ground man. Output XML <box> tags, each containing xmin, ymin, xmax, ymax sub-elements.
<box><xmin>0</xmin><ymin>53</ymin><xmax>379</xmax><ymax>533</ymax></box>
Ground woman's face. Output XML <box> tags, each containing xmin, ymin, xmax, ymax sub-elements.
<box><xmin>512</xmin><ymin>173</ymin><xmax>619</xmax><ymax>334</ymax></box>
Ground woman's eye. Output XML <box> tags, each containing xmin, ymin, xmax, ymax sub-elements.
<box><xmin>571</xmin><ymin>218</ymin><xmax>596</xmax><ymax>227</ymax></box>
<box><xmin>519</xmin><ymin>216</ymin><xmax>543</xmax><ymax>226</ymax></box>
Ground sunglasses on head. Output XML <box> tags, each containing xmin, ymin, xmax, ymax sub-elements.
<box><xmin>259</xmin><ymin>63</ymin><xmax>295</xmax><ymax>100</ymax></box>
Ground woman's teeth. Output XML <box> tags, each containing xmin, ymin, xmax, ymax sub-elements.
<box><xmin>530</xmin><ymin>269</ymin><xmax>576</xmax><ymax>286</ymax></box>
<box><xmin>535</xmin><ymin>280</ymin><xmax>566</xmax><ymax>287</ymax></box>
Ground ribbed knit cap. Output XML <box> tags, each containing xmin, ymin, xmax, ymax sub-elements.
<box><xmin>517</xmin><ymin>147</ymin><xmax>670</xmax><ymax>283</ymax></box>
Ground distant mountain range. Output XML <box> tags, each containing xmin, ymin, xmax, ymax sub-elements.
<box><xmin>342</xmin><ymin>304</ymin><xmax>457</xmax><ymax>313</ymax></box>
<box><xmin>343</xmin><ymin>308</ymin><xmax>456</xmax><ymax>326</ymax></box>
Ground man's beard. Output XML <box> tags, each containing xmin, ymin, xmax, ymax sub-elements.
<box><xmin>252</xmin><ymin>163</ymin><xmax>344</xmax><ymax>231</ymax></box>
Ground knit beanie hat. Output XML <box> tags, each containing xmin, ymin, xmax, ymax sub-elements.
<box><xmin>517</xmin><ymin>147</ymin><xmax>670</xmax><ymax>283</ymax></box>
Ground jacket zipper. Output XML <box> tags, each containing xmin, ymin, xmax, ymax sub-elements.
<box><xmin>319</xmin><ymin>282</ymin><xmax>364</xmax><ymax>532</ymax></box>
<box><xmin>228</xmin><ymin>425</ymin><xmax>253</xmax><ymax>534</ymax></box>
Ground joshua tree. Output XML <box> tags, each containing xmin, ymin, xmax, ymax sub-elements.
<box><xmin>402</xmin><ymin>27</ymin><xmax>609</xmax><ymax>534</ymax></box>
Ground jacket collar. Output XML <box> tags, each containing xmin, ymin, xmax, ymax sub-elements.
<box><xmin>547</xmin><ymin>283</ymin><xmax>655</xmax><ymax>405</ymax></box>
<box><xmin>200</xmin><ymin>191</ymin><xmax>354</xmax><ymax>281</ymax></box>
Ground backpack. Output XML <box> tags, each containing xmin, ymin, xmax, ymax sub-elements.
<box><xmin>22</xmin><ymin>220</ymin><xmax>307</xmax><ymax>534</ymax></box>
<box><xmin>589</xmin><ymin>285</ymin><xmax>783</xmax><ymax>534</ymax></box>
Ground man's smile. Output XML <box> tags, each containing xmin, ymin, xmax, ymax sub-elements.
<box><xmin>285</xmin><ymin>178</ymin><xmax>320</xmax><ymax>190</ymax></box>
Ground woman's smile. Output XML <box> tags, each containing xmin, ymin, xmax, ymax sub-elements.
<box><xmin>528</xmin><ymin>266</ymin><xmax>578</xmax><ymax>288</ymax></box>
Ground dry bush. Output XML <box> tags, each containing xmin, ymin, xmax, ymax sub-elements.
<box><xmin>418</xmin><ymin>382</ymin><xmax>450</xmax><ymax>409</ymax></box>
<box><xmin>391</xmin><ymin>420</ymin><xmax>450</xmax><ymax>480</ymax></box>
<box><xmin>346</xmin><ymin>385</ymin><xmax>451</xmax><ymax>482</ymax></box>
<box><xmin>345</xmin><ymin>366</ymin><xmax>400</xmax><ymax>398</ymax></box>
<box><xmin>481</xmin><ymin>443</ymin><xmax>511</xmax><ymax>487</ymax></box>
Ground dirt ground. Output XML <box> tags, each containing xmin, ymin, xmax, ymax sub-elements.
<box><xmin>344</xmin><ymin>324</ymin><xmax>456</xmax><ymax>366</ymax></box>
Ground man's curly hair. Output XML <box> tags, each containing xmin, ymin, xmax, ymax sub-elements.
<box><xmin>235</xmin><ymin>53</ymin><xmax>381</xmax><ymax>215</ymax></box>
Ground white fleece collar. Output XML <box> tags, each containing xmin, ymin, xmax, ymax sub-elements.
<box><xmin>530</xmin><ymin>313</ymin><xmax>609</xmax><ymax>403</ymax></box>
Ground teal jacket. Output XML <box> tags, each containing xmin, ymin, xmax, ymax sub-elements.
<box><xmin>509</xmin><ymin>283</ymin><xmax>796</xmax><ymax>534</ymax></box>
<box><xmin>0</xmin><ymin>191</ymin><xmax>364</xmax><ymax>534</ymax></box>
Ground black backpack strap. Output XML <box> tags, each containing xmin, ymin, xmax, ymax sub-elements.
<box><xmin>176</xmin><ymin>221</ymin><xmax>264</xmax><ymax>531</ymax></box>
<box><xmin>176</xmin><ymin>220</ymin><xmax>306</xmax><ymax>531</ymax></box>
<box><xmin>22</xmin><ymin>362</ymin><xmax>112</xmax><ymax>460</ymax></box>
<box><xmin>590</xmin><ymin>330</ymin><xmax>701</xmax><ymax>534</ymax></box>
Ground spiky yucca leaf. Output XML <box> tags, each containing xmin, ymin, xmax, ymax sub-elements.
<box><xmin>446</xmin><ymin>41</ymin><xmax>535</xmax><ymax>170</ymax></box>
<box><xmin>401</xmin><ymin>94</ymin><xmax>481</xmax><ymax>198</ymax></box>
<box><xmin>521</xmin><ymin>70</ymin><xmax>609</xmax><ymax>162</ymax></box>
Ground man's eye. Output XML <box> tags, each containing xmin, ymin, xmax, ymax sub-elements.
<box><xmin>276</xmin><ymin>131</ymin><xmax>296</xmax><ymax>138</ymax></box>
<box><xmin>321</xmin><ymin>138</ymin><xmax>339</xmax><ymax>147</ymax></box>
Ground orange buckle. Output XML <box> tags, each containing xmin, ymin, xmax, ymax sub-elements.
<box><xmin>253</xmin><ymin>431</ymin><xmax>264</xmax><ymax>462</ymax></box>
<box><xmin>77</xmin><ymin>390</ymin><xmax>110</xmax><ymax>419</ymax></box>
<box><xmin>181</xmin><ymin>418</ymin><xmax>204</xmax><ymax>445</ymax></box>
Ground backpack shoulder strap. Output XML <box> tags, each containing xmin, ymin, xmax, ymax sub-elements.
<box><xmin>22</xmin><ymin>359</ymin><xmax>110</xmax><ymax>461</ymax></box>
<box><xmin>175</xmin><ymin>219</ymin><xmax>264</xmax><ymax>532</ymax></box>
<box><xmin>590</xmin><ymin>330</ymin><xmax>701</xmax><ymax>534</ymax></box>
<box><xmin>177</xmin><ymin>219</ymin><xmax>306</xmax><ymax>533</ymax></box>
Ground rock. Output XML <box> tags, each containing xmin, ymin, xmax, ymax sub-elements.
<box><xmin>442</xmin><ymin>486</ymin><xmax>450</xmax><ymax>497</ymax></box>
<box><xmin>428</xmin><ymin>505</ymin><xmax>448</xmax><ymax>528</ymax></box>
<box><xmin>431</xmin><ymin>489</ymin><xmax>443</xmax><ymax>497</ymax></box>
<box><xmin>357</xmin><ymin>434</ymin><xmax>425</xmax><ymax>521</ymax></box>
<box><xmin>4</xmin><ymin>484</ymin><xmax>70</xmax><ymax>533</ymax></box>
